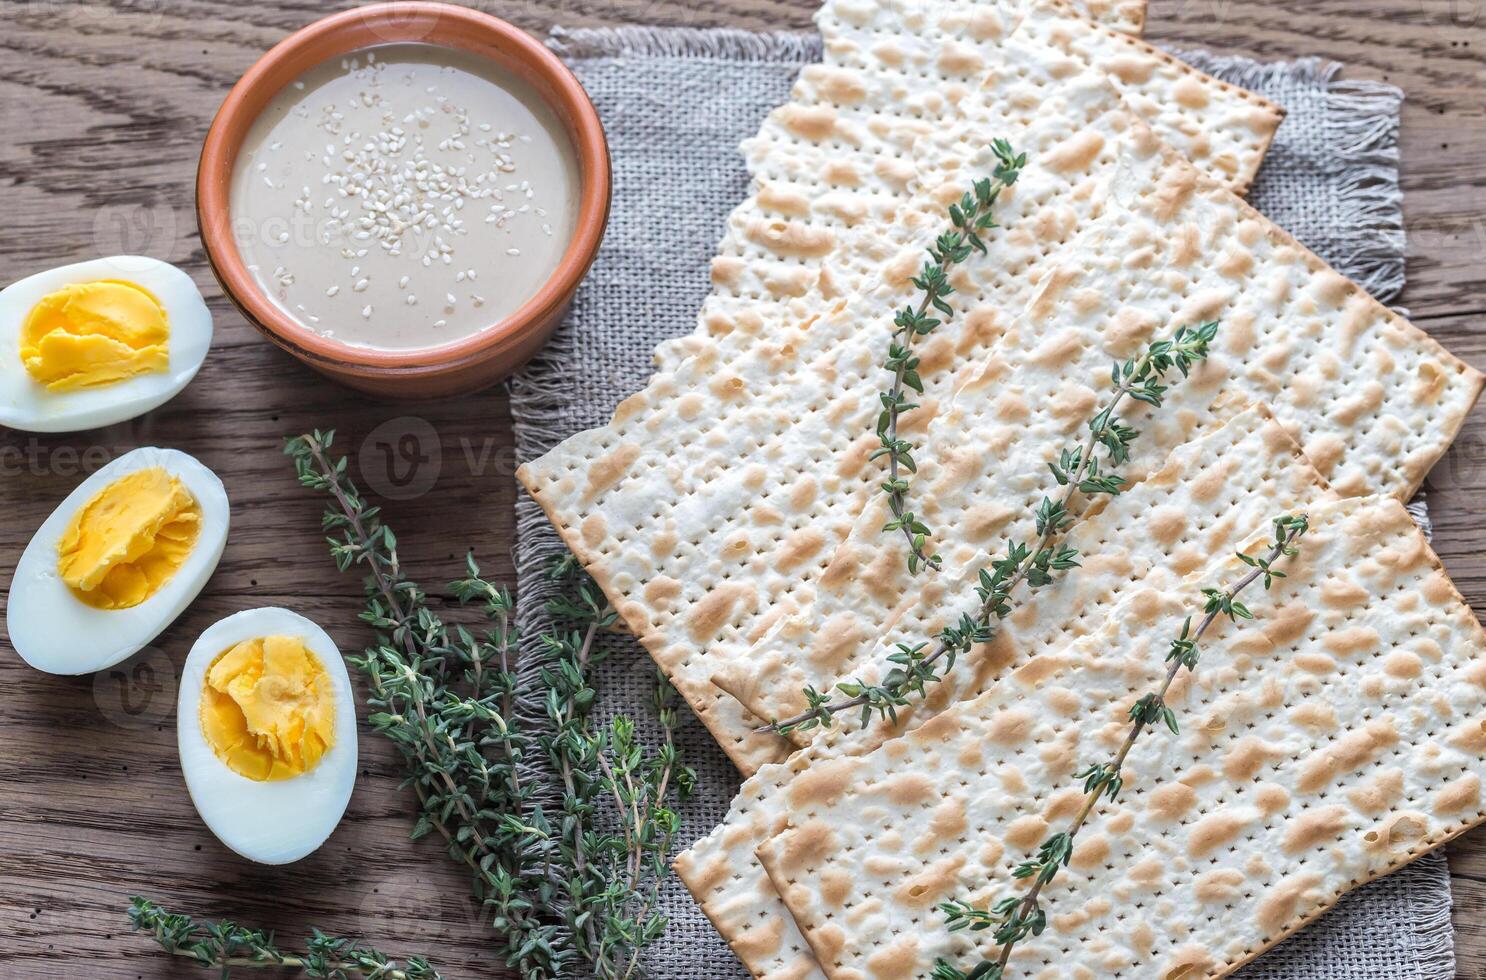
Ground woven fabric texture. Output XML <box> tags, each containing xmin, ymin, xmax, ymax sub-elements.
<box><xmin>508</xmin><ymin>27</ymin><xmax>1453</xmax><ymax>979</ymax></box>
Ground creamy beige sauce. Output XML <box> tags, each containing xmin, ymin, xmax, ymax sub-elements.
<box><xmin>230</xmin><ymin>44</ymin><xmax>578</xmax><ymax>351</ymax></box>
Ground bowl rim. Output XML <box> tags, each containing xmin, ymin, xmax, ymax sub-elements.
<box><xmin>196</xmin><ymin>1</ymin><xmax>609</xmax><ymax>375</ymax></box>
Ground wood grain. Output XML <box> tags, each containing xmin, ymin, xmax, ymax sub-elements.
<box><xmin>0</xmin><ymin>1</ymin><xmax>1483</xmax><ymax>977</ymax></box>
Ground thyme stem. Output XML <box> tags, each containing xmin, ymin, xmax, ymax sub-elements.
<box><xmin>262</xmin><ymin>432</ymin><xmax>694</xmax><ymax>978</ymax></box>
<box><xmin>877</xmin><ymin>139</ymin><xmax>1027</xmax><ymax>575</ymax></box>
<box><xmin>297</xmin><ymin>433</ymin><xmax>509</xmax><ymax>861</ymax></box>
<box><xmin>934</xmin><ymin>514</ymin><xmax>1310</xmax><ymax>980</ymax></box>
<box><xmin>127</xmin><ymin>898</ymin><xmax>439</xmax><ymax>979</ymax></box>
<box><xmin>762</xmin><ymin>322</ymin><xmax>1220</xmax><ymax>736</ymax></box>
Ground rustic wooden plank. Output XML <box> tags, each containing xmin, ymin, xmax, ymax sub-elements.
<box><xmin>1</xmin><ymin>1</ymin><xmax>1483</xmax><ymax>977</ymax></box>
<box><xmin>1147</xmin><ymin>0</ymin><xmax>1486</xmax><ymax>321</ymax></box>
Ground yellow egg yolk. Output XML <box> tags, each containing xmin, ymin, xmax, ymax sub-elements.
<box><xmin>200</xmin><ymin>636</ymin><xmax>336</xmax><ymax>782</ymax></box>
<box><xmin>20</xmin><ymin>280</ymin><xmax>170</xmax><ymax>391</ymax></box>
<box><xmin>57</xmin><ymin>467</ymin><xmax>202</xmax><ymax>610</ymax></box>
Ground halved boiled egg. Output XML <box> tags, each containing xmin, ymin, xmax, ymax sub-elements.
<box><xmin>0</xmin><ymin>256</ymin><xmax>212</xmax><ymax>433</ymax></box>
<box><xmin>6</xmin><ymin>446</ymin><xmax>228</xmax><ymax>674</ymax></box>
<box><xmin>177</xmin><ymin>607</ymin><xmax>357</xmax><ymax>864</ymax></box>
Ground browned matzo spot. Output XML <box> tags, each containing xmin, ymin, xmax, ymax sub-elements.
<box><xmin>686</xmin><ymin>582</ymin><xmax>755</xmax><ymax>643</ymax></box>
<box><xmin>582</xmin><ymin>443</ymin><xmax>640</xmax><ymax>502</ymax></box>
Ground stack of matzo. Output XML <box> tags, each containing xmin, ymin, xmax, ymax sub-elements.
<box><xmin>756</xmin><ymin>494</ymin><xmax>1486</xmax><ymax>978</ymax></box>
<box><xmin>525</xmin><ymin>0</ymin><xmax>1288</xmax><ymax>773</ymax></box>
<box><xmin>722</xmin><ymin>151</ymin><xmax>1476</xmax><ymax>740</ymax></box>
<box><xmin>517</xmin><ymin>0</ymin><xmax>1486</xmax><ymax>976</ymax></box>
<box><xmin>677</xmin><ymin>405</ymin><xmax>1340</xmax><ymax>980</ymax></box>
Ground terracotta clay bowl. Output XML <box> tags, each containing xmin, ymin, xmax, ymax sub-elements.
<box><xmin>197</xmin><ymin>2</ymin><xmax>610</xmax><ymax>399</ymax></box>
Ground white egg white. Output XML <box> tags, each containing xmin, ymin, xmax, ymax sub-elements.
<box><xmin>0</xmin><ymin>256</ymin><xmax>213</xmax><ymax>433</ymax></box>
<box><xmin>5</xmin><ymin>446</ymin><xmax>229</xmax><ymax>674</ymax></box>
<box><xmin>177</xmin><ymin>607</ymin><xmax>358</xmax><ymax>865</ymax></box>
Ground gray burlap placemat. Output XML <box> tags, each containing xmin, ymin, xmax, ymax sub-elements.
<box><xmin>509</xmin><ymin>27</ymin><xmax>1454</xmax><ymax>978</ymax></box>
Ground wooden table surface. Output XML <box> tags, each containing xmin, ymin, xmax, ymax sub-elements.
<box><xmin>1</xmin><ymin>1</ymin><xmax>1484</xmax><ymax>977</ymax></box>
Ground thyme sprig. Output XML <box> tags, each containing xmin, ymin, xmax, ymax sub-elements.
<box><xmin>127</xmin><ymin>898</ymin><xmax>440</xmax><ymax>978</ymax></box>
<box><xmin>283</xmin><ymin>432</ymin><xmax>556</xmax><ymax>973</ymax></box>
<box><xmin>763</xmin><ymin>321</ymin><xmax>1219</xmax><ymax>737</ymax></box>
<box><xmin>531</xmin><ymin>558</ymin><xmax>696</xmax><ymax>980</ymax></box>
<box><xmin>931</xmin><ymin>513</ymin><xmax>1310</xmax><ymax>980</ymax></box>
<box><xmin>128</xmin><ymin>431</ymin><xmax>692</xmax><ymax>980</ymax></box>
<box><xmin>877</xmin><ymin>139</ymin><xmax>1026</xmax><ymax>575</ymax></box>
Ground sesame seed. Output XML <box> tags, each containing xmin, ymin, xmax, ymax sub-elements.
<box><xmin>361</xmin><ymin>305</ymin><xmax>373</xmax><ymax>318</ymax></box>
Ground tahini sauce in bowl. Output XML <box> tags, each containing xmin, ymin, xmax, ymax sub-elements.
<box><xmin>229</xmin><ymin>44</ymin><xmax>579</xmax><ymax>351</ymax></box>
